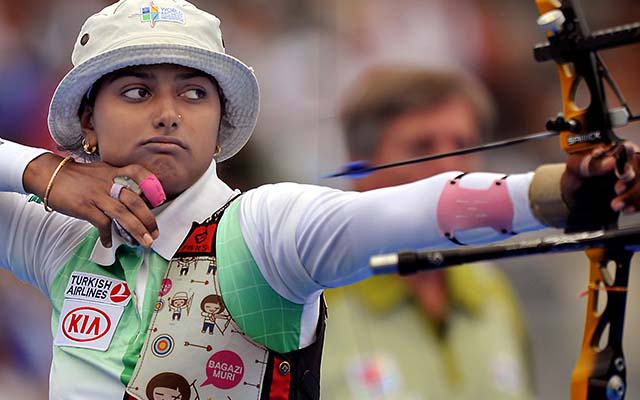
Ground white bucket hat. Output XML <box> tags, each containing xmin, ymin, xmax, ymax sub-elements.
<box><xmin>48</xmin><ymin>0</ymin><xmax>259</xmax><ymax>162</ymax></box>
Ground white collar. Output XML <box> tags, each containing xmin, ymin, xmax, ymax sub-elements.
<box><xmin>90</xmin><ymin>160</ymin><xmax>239</xmax><ymax>265</ymax></box>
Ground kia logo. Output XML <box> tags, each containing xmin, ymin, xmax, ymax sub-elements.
<box><xmin>62</xmin><ymin>306</ymin><xmax>111</xmax><ymax>342</ymax></box>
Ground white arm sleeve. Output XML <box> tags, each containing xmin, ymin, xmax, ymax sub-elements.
<box><xmin>0</xmin><ymin>193</ymin><xmax>91</xmax><ymax>296</ymax></box>
<box><xmin>239</xmin><ymin>171</ymin><xmax>544</xmax><ymax>304</ymax></box>
<box><xmin>0</xmin><ymin>137</ymin><xmax>90</xmax><ymax>295</ymax></box>
<box><xmin>0</xmin><ymin>138</ymin><xmax>50</xmax><ymax>193</ymax></box>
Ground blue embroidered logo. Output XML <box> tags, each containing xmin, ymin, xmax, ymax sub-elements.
<box><xmin>140</xmin><ymin>4</ymin><xmax>160</xmax><ymax>26</ymax></box>
<box><xmin>139</xmin><ymin>2</ymin><xmax>185</xmax><ymax>27</ymax></box>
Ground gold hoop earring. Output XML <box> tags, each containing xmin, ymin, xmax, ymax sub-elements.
<box><xmin>82</xmin><ymin>138</ymin><xmax>97</xmax><ymax>155</ymax></box>
<box><xmin>214</xmin><ymin>144</ymin><xmax>221</xmax><ymax>156</ymax></box>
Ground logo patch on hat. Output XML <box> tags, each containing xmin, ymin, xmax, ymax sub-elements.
<box><xmin>140</xmin><ymin>2</ymin><xmax>186</xmax><ymax>27</ymax></box>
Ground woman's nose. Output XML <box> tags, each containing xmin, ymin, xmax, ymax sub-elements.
<box><xmin>152</xmin><ymin>97</ymin><xmax>181</xmax><ymax>131</ymax></box>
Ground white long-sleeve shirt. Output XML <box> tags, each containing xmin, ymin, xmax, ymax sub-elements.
<box><xmin>0</xmin><ymin>138</ymin><xmax>545</xmax><ymax>399</ymax></box>
<box><xmin>0</xmin><ymin>138</ymin><xmax>543</xmax><ymax>301</ymax></box>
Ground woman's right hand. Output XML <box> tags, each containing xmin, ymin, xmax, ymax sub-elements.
<box><xmin>23</xmin><ymin>153</ymin><xmax>159</xmax><ymax>248</ymax></box>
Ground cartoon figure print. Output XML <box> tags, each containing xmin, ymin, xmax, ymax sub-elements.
<box><xmin>176</xmin><ymin>257</ymin><xmax>197</xmax><ymax>276</ymax></box>
<box><xmin>146</xmin><ymin>372</ymin><xmax>197</xmax><ymax>400</ymax></box>
<box><xmin>168</xmin><ymin>291</ymin><xmax>193</xmax><ymax>321</ymax></box>
<box><xmin>206</xmin><ymin>256</ymin><xmax>217</xmax><ymax>275</ymax></box>
<box><xmin>200</xmin><ymin>294</ymin><xmax>231</xmax><ymax>335</ymax></box>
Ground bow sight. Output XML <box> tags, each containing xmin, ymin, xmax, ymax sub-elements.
<box><xmin>534</xmin><ymin>0</ymin><xmax>640</xmax><ymax>155</ymax></box>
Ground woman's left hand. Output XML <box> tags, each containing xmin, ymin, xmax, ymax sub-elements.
<box><xmin>562</xmin><ymin>141</ymin><xmax>640</xmax><ymax>214</ymax></box>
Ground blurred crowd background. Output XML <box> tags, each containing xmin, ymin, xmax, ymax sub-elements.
<box><xmin>1</xmin><ymin>0</ymin><xmax>640</xmax><ymax>399</ymax></box>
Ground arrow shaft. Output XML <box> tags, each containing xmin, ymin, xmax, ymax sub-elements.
<box><xmin>327</xmin><ymin>130</ymin><xmax>559</xmax><ymax>178</ymax></box>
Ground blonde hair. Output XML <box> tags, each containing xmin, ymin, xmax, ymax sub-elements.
<box><xmin>341</xmin><ymin>66</ymin><xmax>495</xmax><ymax>158</ymax></box>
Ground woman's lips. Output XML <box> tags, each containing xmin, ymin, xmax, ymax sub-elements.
<box><xmin>141</xmin><ymin>137</ymin><xmax>187</xmax><ymax>152</ymax></box>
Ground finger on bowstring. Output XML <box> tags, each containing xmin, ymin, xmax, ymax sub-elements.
<box><xmin>102</xmin><ymin>198</ymin><xmax>154</xmax><ymax>247</ymax></box>
<box><xmin>108</xmin><ymin>178</ymin><xmax>156</xmax><ymax>244</ymax></box>
<box><xmin>119</xmin><ymin>189</ymin><xmax>159</xmax><ymax>239</ymax></box>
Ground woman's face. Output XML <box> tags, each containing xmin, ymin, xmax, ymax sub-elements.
<box><xmin>82</xmin><ymin>64</ymin><xmax>222</xmax><ymax>199</ymax></box>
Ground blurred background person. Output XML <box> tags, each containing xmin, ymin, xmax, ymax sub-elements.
<box><xmin>320</xmin><ymin>66</ymin><xmax>535</xmax><ymax>400</ymax></box>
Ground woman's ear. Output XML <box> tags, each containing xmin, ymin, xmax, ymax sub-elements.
<box><xmin>79</xmin><ymin>105</ymin><xmax>97</xmax><ymax>144</ymax></box>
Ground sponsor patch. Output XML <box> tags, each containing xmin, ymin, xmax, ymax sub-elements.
<box><xmin>177</xmin><ymin>223</ymin><xmax>217</xmax><ymax>255</ymax></box>
<box><xmin>110</xmin><ymin>282</ymin><xmax>131</xmax><ymax>303</ymax></box>
<box><xmin>54</xmin><ymin>299</ymin><xmax>124</xmax><ymax>351</ymax></box>
<box><xmin>202</xmin><ymin>350</ymin><xmax>245</xmax><ymax>390</ymax></box>
<box><xmin>64</xmin><ymin>271</ymin><xmax>131</xmax><ymax>306</ymax></box>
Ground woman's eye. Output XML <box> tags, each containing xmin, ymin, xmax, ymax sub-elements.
<box><xmin>122</xmin><ymin>88</ymin><xmax>150</xmax><ymax>100</ymax></box>
<box><xmin>182</xmin><ymin>88</ymin><xmax>206</xmax><ymax>100</ymax></box>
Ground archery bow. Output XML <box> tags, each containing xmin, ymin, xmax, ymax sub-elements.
<box><xmin>535</xmin><ymin>1</ymin><xmax>634</xmax><ymax>399</ymax></box>
<box><xmin>332</xmin><ymin>0</ymin><xmax>640</xmax><ymax>398</ymax></box>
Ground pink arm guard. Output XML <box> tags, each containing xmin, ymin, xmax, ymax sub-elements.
<box><xmin>437</xmin><ymin>175</ymin><xmax>514</xmax><ymax>244</ymax></box>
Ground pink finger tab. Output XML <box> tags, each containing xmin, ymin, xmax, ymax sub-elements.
<box><xmin>139</xmin><ymin>175</ymin><xmax>166</xmax><ymax>207</ymax></box>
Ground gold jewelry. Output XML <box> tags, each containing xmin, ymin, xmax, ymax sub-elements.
<box><xmin>82</xmin><ymin>138</ymin><xmax>97</xmax><ymax>155</ymax></box>
<box><xmin>43</xmin><ymin>156</ymin><xmax>74</xmax><ymax>212</ymax></box>
<box><xmin>214</xmin><ymin>144</ymin><xmax>221</xmax><ymax>156</ymax></box>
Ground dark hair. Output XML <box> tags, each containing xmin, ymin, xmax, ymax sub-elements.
<box><xmin>340</xmin><ymin>66</ymin><xmax>495</xmax><ymax>159</ymax></box>
<box><xmin>200</xmin><ymin>294</ymin><xmax>226</xmax><ymax>314</ymax></box>
<box><xmin>146</xmin><ymin>372</ymin><xmax>191</xmax><ymax>400</ymax></box>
